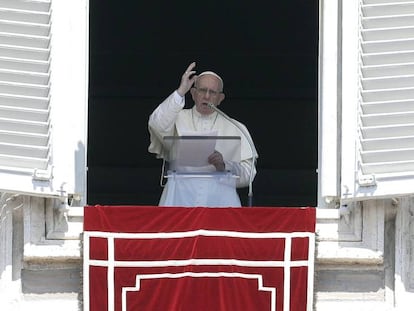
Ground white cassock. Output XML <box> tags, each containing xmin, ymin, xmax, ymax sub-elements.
<box><xmin>148</xmin><ymin>91</ymin><xmax>258</xmax><ymax>207</ymax></box>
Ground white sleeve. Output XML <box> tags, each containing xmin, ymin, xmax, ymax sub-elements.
<box><xmin>148</xmin><ymin>90</ymin><xmax>185</xmax><ymax>135</ymax></box>
<box><xmin>225</xmin><ymin>158</ymin><xmax>256</xmax><ymax>188</ymax></box>
<box><xmin>148</xmin><ymin>91</ymin><xmax>185</xmax><ymax>157</ymax></box>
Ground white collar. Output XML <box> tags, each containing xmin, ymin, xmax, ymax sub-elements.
<box><xmin>191</xmin><ymin>106</ymin><xmax>218</xmax><ymax>120</ymax></box>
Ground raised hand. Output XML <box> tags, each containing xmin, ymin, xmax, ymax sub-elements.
<box><xmin>177</xmin><ymin>62</ymin><xmax>198</xmax><ymax>97</ymax></box>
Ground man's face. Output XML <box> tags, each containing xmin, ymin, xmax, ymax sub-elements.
<box><xmin>190</xmin><ymin>75</ymin><xmax>225</xmax><ymax>115</ymax></box>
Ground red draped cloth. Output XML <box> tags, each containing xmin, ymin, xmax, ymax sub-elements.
<box><xmin>83</xmin><ymin>206</ymin><xmax>316</xmax><ymax>311</ymax></box>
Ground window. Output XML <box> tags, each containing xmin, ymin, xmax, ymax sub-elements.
<box><xmin>0</xmin><ymin>0</ymin><xmax>88</xmax><ymax>205</ymax></box>
<box><xmin>341</xmin><ymin>0</ymin><xmax>414</xmax><ymax>201</ymax></box>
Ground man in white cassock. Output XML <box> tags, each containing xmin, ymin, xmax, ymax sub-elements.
<box><xmin>148</xmin><ymin>62</ymin><xmax>258</xmax><ymax>207</ymax></box>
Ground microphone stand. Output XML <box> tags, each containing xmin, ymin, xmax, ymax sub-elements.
<box><xmin>207</xmin><ymin>103</ymin><xmax>257</xmax><ymax>207</ymax></box>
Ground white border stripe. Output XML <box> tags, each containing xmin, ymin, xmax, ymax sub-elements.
<box><xmin>88</xmin><ymin>259</ymin><xmax>310</xmax><ymax>268</ymax></box>
<box><xmin>283</xmin><ymin>237</ymin><xmax>292</xmax><ymax>311</ymax></box>
<box><xmin>122</xmin><ymin>273</ymin><xmax>277</xmax><ymax>311</ymax></box>
<box><xmin>85</xmin><ymin>229</ymin><xmax>313</xmax><ymax>239</ymax></box>
<box><xmin>107</xmin><ymin>237</ymin><xmax>115</xmax><ymax>311</ymax></box>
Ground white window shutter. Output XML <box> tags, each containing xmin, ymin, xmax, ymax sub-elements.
<box><xmin>0</xmin><ymin>0</ymin><xmax>88</xmax><ymax>205</ymax></box>
<box><xmin>341</xmin><ymin>0</ymin><xmax>414</xmax><ymax>201</ymax></box>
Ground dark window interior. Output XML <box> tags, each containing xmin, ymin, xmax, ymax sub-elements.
<box><xmin>87</xmin><ymin>1</ymin><xmax>319</xmax><ymax>207</ymax></box>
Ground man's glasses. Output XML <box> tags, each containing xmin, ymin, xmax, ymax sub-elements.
<box><xmin>194</xmin><ymin>87</ymin><xmax>222</xmax><ymax>97</ymax></box>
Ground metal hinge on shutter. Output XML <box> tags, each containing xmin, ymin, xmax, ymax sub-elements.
<box><xmin>33</xmin><ymin>166</ymin><xmax>52</xmax><ymax>181</ymax></box>
<box><xmin>357</xmin><ymin>173</ymin><xmax>376</xmax><ymax>187</ymax></box>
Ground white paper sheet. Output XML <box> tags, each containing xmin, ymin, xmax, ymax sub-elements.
<box><xmin>175</xmin><ymin>130</ymin><xmax>217</xmax><ymax>167</ymax></box>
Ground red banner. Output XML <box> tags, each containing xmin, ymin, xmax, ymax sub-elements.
<box><xmin>83</xmin><ymin>206</ymin><xmax>316</xmax><ymax>311</ymax></box>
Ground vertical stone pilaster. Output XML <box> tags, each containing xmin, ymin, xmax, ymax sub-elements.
<box><xmin>0</xmin><ymin>193</ymin><xmax>13</xmax><ymax>291</ymax></box>
<box><xmin>0</xmin><ymin>193</ymin><xmax>24</xmax><ymax>306</ymax></box>
<box><xmin>394</xmin><ymin>196</ymin><xmax>414</xmax><ymax>309</ymax></box>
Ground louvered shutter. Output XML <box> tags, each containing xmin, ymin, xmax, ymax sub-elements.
<box><xmin>0</xmin><ymin>0</ymin><xmax>88</xmax><ymax>203</ymax></box>
<box><xmin>341</xmin><ymin>0</ymin><xmax>414</xmax><ymax>201</ymax></box>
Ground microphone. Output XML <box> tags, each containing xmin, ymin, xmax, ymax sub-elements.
<box><xmin>206</xmin><ymin>103</ymin><xmax>257</xmax><ymax>207</ymax></box>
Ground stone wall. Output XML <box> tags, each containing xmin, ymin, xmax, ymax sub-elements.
<box><xmin>1</xmin><ymin>194</ymin><xmax>413</xmax><ymax>310</ymax></box>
